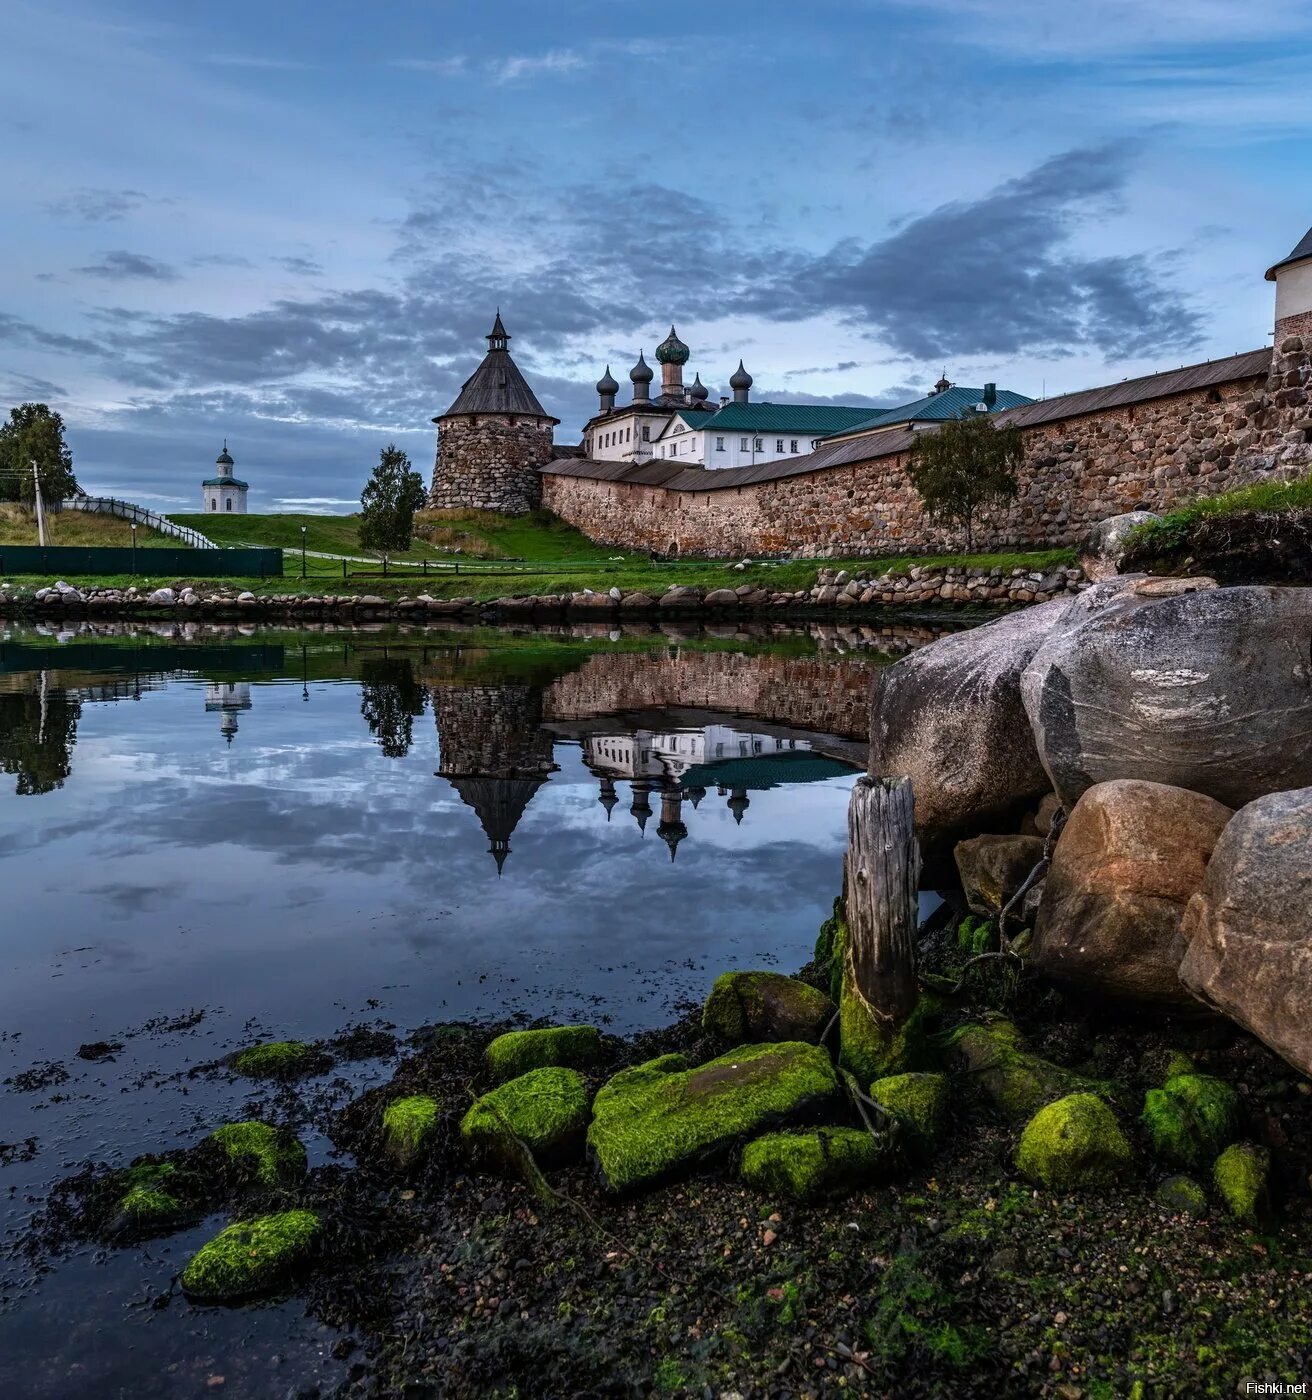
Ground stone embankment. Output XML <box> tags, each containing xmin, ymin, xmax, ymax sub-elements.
<box><xmin>1</xmin><ymin>562</ymin><xmax>1087</xmax><ymax>622</ymax></box>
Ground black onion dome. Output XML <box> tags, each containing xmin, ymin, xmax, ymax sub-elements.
<box><xmin>216</xmin><ymin>440</ymin><xmax>234</xmax><ymax>466</ymax></box>
<box><xmin>729</xmin><ymin>360</ymin><xmax>753</xmax><ymax>391</ymax></box>
<box><xmin>655</xmin><ymin>325</ymin><xmax>690</xmax><ymax>366</ymax></box>
<box><xmin>596</xmin><ymin>365</ymin><xmax>619</xmax><ymax>395</ymax></box>
<box><xmin>688</xmin><ymin>373</ymin><xmax>708</xmax><ymax>402</ymax></box>
<box><xmin>630</xmin><ymin>351</ymin><xmax>654</xmax><ymax>384</ymax></box>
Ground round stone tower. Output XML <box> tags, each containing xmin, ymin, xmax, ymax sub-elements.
<box><xmin>429</xmin><ymin>313</ymin><xmax>559</xmax><ymax>515</ymax></box>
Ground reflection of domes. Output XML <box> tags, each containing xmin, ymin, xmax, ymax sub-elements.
<box><xmin>596</xmin><ymin>365</ymin><xmax>619</xmax><ymax>396</ymax></box>
<box><xmin>655</xmin><ymin>326</ymin><xmax>689</xmax><ymax>366</ymax></box>
<box><xmin>727</xmin><ymin>787</ymin><xmax>750</xmax><ymax>824</ymax></box>
<box><xmin>629</xmin><ymin>351</ymin><xmax>653</xmax><ymax>385</ymax></box>
<box><xmin>688</xmin><ymin>373</ymin><xmax>708</xmax><ymax>402</ymax></box>
<box><xmin>729</xmin><ymin>360</ymin><xmax>753</xmax><ymax>391</ymax></box>
<box><xmin>447</xmin><ymin>775</ymin><xmax>547</xmax><ymax>875</ymax></box>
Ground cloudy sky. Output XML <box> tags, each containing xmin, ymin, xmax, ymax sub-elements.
<box><xmin>2</xmin><ymin>0</ymin><xmax>1310</xmax><ymax>512</ymax></box>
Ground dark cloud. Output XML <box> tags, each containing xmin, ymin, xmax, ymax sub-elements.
<box><xmin>0</xmin><ymin>311</ymin><xmax>102</xmax><ymax>357</ymax></box>
<box><xmin>274</xmin><ymin>255</ymin><xmax>324</xmax><ymax>276</ymax></box>
<box><xmin>45</xmin><ymin>188</ymin><xmax>151</xmax><ymax>222</ymax></box>
<box><xmin>75</xmin><ymin>250</ymin><xmax>180</xmax><ymax>282</ymax></box>
<box><xmin>745</xmin><ymin>144</ymin><xmax>1204</xmax><ymax>360</ymax></box>
<box><xmin>190</xmin><ymin>253</ymin><xmax>256</xmax><ymax>269</ymax></box>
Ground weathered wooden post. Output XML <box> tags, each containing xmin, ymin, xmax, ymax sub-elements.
<box><xmin>839</xmin><ymin>774</ymin><xmax>922</xmax><ymax>1081</ymax></box>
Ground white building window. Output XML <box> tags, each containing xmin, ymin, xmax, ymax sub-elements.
<box><xmin>812</xmin><ymin>439</ymin><xmax>821</xmax><ymax>449</ymax></box>
<box><xmin>642</xmin><ymin>426</ymin><xmax>650</xmax><ymax>441</ymax></box>
<box><xmin>790</xmin><ymin>440</ymin><xmax>798</xmax><ymax>453</ymax></box>
<box><xmin>210</xmin><ymin>498</ymin><xmax>216</xmax><ymax>510</ymax></box>
<box><xmin>739</xmin><ymin>438</ymin><xmax>748</xmax><ymax>450</ymax></box>
<box><xmin>753</xmin><ymin>438</ymin><xmax>763</xmax><ymax>451</ymax></box>
<box><xmin>776</xmin><ymin>439</ymin><xmax>784</xmax><ymax>452</ymax></box>
<box><xmin>225</xmin><ymin>498</ymin><xmax>232</xmax><ymax>511</ymax></box>
<box><xmin>716</xmin><ymin>437</ymin><xmax>725</xmax><ymax>451</ymax></box>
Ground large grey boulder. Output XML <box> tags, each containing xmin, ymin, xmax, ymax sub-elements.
<box><xmin>1178</xmin><ymin>787</ymin><xmax>1312</xmax><ymax>1076</ymax></box>
<box><xmin>1031</xmin><ymin>780</ymin><xmax>1233</xmax><ymax>1009</ymax></box>
<box><xmin>1022</xmin><ymin>584</ymin><xmax>1312</xmax><ymax>810</ymax></box>
<box><xmin>869</xmin><ymin>581</ymin><xmax>1138</xmax><ymax>858</ymax></box>
<box><xmin>1078</xmin><ymin>511</ymin><xmax>1159</xmax><ymax>581</ymax></box>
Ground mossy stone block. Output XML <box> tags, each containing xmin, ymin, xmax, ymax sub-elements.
<box><xmin>382</xmin><ymin>1095</ymin><xmax>440</xmax><ymax>1169</ymax></box>
<box><xmin>1155</xmin><ymin>1173</ymin><xmax>1208</xmax><ymax>1215</ymax></box>
<box><xmin>741</xmin><ymin>1127</ymin><xmax>885</xmax><ymax>1201</ymax></box>
<box><xmin>702</xmin><ymin>971</ymin><xmax>835</xmax><ymax>1046</ymax></box>
<box><xmin>484</xmin><ymin>1025</ymin><xmax>602</xmax><ymax>1082</ymax></box>
<box><xmin>951</xmin><ymin>1019</ymin><xmax>1095</xmax><ymax>1122</ymax></box>
<box><xmin>461</xmin><ymin>1066</ymin><xmax>590</xmax><ymax>1168</ymax></box>
<box><xmin>587</xmin><ymin>1040</ymin><xmax>839</xmax><ymax>1193</ymax></box>
<box><xmin>231</xmin><ymin>1040</ymin><xmax>317</xmax><ymax>1080</ymax></box>
<box><xmin>181</xmin><ymin>1210</ymin><xmax>321</xmax><ymax>1302</ymax></box>
<box><xmin>869</xmin><ymin>1072</ymin><xmax>950</xmax><ymax>1153</ymax></box>
<box><xmin>1213</xmin><ymin>1143</ymin><xmax>1270</xmax><ymax>1224</ymax></box>
<box><xmin>209</xmin><ymin>1121</ymin><xmax>307</xmax><ymax>1187</ymax></box>
<box><xmin>1015</xmin><ymin>1093</ymin><xmax>1133</xmax><ymax>1191</ymax></box>
<box><xmin>108</xmin><ymin>1162</ymin><xmax>188</xmax><ymax>1235</ymax></box>
<box><xmin>1142</xmin><ymin>1073</ymin><xmax>1240</xmax><ymax>1168</ymax></box>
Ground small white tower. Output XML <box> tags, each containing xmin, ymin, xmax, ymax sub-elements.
<box><xmin>202</xmin><ymin>440</ymin><xmax>249</xmax><ymax>514</ymax></box>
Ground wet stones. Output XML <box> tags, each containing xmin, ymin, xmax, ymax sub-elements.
<box><xmin>739</xmin><ymin>1126</ymin><xmax>888</xmax><ymax>1201</ymax></box>
<box><xmin>701</xmin><ymin>972</ymin><xmax>835</xmax><ymax>1047</ymax></box>
<box><xmin>484</xmin><ymin>1025</ymin><xmax>602</xmax><ymax>1082</ymax></box>
<box><xmin>460</xmin><ymin>1066</ymin><xmax>591</xmax><ymax>1169</ymax></box>
<box><xmin>180</xmin><ymin>1210</ymin><xmax>323</xmax><ymax>1302</ymax></box>
<box><xmin>1014</xmin><ymin>1093</ymin><xmax>1133</xmax><ymax>1192</ymax></box>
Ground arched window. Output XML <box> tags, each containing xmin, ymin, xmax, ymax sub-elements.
<box><xmin>210</xmin><ymin>498</ymin><xmax>217</xmax><ymax>510</ymax></box>
<box><xmin>226</xmin><ymin>498</ymin><xmax>233</xmax><ymax>511</ymax></box>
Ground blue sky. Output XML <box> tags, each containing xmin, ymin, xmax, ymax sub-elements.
<box><xmin>2</xmin><ymin>0</ymin><xmax>1310</xmax><ymax>511</ymax></box>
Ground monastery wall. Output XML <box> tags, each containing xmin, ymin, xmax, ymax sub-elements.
<box><xmin>431</xmin><ymin>415</ymin><xmax>552</xmax><ymax>515</ymax></box>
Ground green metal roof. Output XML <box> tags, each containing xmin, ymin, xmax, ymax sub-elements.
<box><xmin>702</xmin><ymin>402</ymin><xmax>877</xmax><ymax>434</ymax></box>
<box><xmin>833</xmin><ymin>386</ymin><xmax>1032</xmax><ymax>437</ymax></box>
<box><xmin>679</xmin><ymin>751</ymin><xmax>855</xmax><ymax>791</ymax></box>
<box><xmin>203</xmin><ymin>476</ymin><xmax>249</xmax><ymax>488</ymax></box>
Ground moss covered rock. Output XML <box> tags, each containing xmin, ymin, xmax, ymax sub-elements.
<box><xmin>1142</xmin><ymin>1072</ymin><xmax>1240</xmax><ymax>1168</ymax></box>
<box><xmin>484</xmin><ymin>1025</ymin><xmax>602</xmax><ymax>1082</ymax></box>
<box><xmin>382</xmin><ymin>1095</ymin><xmax>440</xmax><ymax>1169</ymax></box>
<box><xmin>869</xmin><ymin>1072</ymin><xmax>950</xmax><ymax>1153</ymax></box>
<box><xmin>1015</xmin><ymin>1093</ymin><xmax>1133</xmax><ymax>1191</ymax></box>
<box><xmin>1155</xmin><ymin>1173</ymin><xmax>1208</xmax><ymax>1215</ymax></box>
<box><xmin>208</xmin><ymin>1121</ymin><xmax>307</xmax><ymax>1187</ymax></box>
<box><xmin>231</xmin><ymin>1040</ymin><xmax>321</xmax><ymax>1080</ymax></box>
<box><xmin>741</xmin><ymin>1127</ymin><xmax>886</xmax><ymax>1201</ymax></box>
<box><xmin>839</xmin><ymin>986</ymin><xmax>939</xmax><ymax>1085</ymax></box>
<box><xmin>107</xmin><ymin>1161</ymin><xmax>189</xmax><ymax>1236</ymax></box>
<box><xmin>588</xmin><ymin>1041</ymin><xmax>839</xmax><ymax>1193</ymax></box>
<box><xmin>181</xmin><ymin>1210</ymin><xmax>322</xmax><ymax>1302</ymax></box>
<box><xmin>703</xmin><ymin>971</ymin><xmax>835</xmax><ymax>1046</ymax></box>
<box><xmin>1213</xmin><ymin>1142</ymin><xmax>1270</xmax><ymax>1224</ymax></box>
<box><xmin>461</xmin><ymin>1066</ymin><xmax>590</xmax><ymax>1169</ymax></box>
<box><xmin>950</xmin><ymin>1019</ymin><xmax>1095</xmax><ymax>1122</ymax></box>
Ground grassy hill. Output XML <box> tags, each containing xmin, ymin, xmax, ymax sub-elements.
<box><xmin>0</xmin><ymin>504</ymin><xmax>179</xmax><ymax>548</ymax></box>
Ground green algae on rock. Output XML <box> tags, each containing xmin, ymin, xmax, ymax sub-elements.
<box><xmin>1142</xmin><ymin>1072</ymin><xmax>1241</xmax><ymax>1168</ymax></box>
<box><xmin>1155</xmin><ymin>1173</ymin><xmax>1209</xmax><ymax>1215</ymax></box>
<box><xmin>484</xmin><ymin>1025</ymin><xmax>602</xmax><ymax>1082</ymax></box>
<box><xmin>107</xmin><ymin>1161</ymin><xmax>188</xmax><ymax>1236</ymax></box>
<box><xmin>231</xmin><ymin>1039</ymin><xmax>321</xmax><ymax>1080</ymax></box>
<box><xmin>1213</xmin><ymin>1142</ymin><xmax>1271</xmax><ymax>1224</ymax></box>
<box><xmin>838</xmin><ymin>985</ymin><xmax>938</xmax><ymax>1085</ymax></box>
<box><xmin>1015</xmin><ymin>1093</ymin><xmax>1133</xmax><ymax>1191</ymax></box>
<box><xmin>209</xmin><ymin>1121</ymin><xmax>307</xmax><ymax>1187</ymax></box>
<box><xmin>740</xmin><ymin>1126</ymin><xmax>886</xmax><ymax>1201</ymax></box>
<box><xmin>814</xmin><ymin>898</ymin><xmax>848</xmax><ymax>1004</ymax></box>
<box><xmin>461</xmin><ymin>1066</ymin><xmax>590</xmax><ymax>1169</ymax></box>
<box><xmin>587</xmin><ymin>1041</ymin><xmax>839</xmax><ymax>1193</ymax></box>
<box><xmin>702</xmin><ymin>971</ymin><xmax>835</xmax><ymax>1046</ymax></box>
<box><xmin>869</xmin><ymin>1071</ymin><xmax>950</xmax><ymax>1154</ymax></box>
<box><xmin>181</xmin><ymin>1210</ymin><xmax>322</xmax><ymax>1302</ymax></box>
<box><xmin>382</xmin><ymin>1094</ymin><xmax>440</xmax><ymax>1169</ymax></box>
<box><xmin>950</xmin><ymin>1018</ymin><xmax>1096</xmax><ymax>1122</ymax></box>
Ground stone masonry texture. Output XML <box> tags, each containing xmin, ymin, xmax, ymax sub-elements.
<box><xmin>430</xmin><ymin>414</ymin><xmax>554</xmax><ymax>515</ymax></box>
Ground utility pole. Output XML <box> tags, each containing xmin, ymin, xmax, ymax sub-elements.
<box><xmin>33</xmin><ymin>461</ymin><xmax>47</xmax><ymax>547</ymax></box>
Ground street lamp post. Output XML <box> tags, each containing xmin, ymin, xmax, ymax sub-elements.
<box><xmin>300</xmin><ymin>524</ymin><xmax>307</xmax><ymax>578</ymax></box>
<box><xmin>131</xmin><ymin>521</ymin><xmax>137</xmax><ymax>574</ymax></box>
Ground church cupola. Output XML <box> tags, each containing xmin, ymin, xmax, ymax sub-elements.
<box><xmin>656</xmin><ymin>325</ymin><xmax>689</xmax><ymax>400</ymax></box>
<box><xmin>486</xmin><ymin>310</ymin><xmax>510</xmax><ymax>351</ymax></box>
<box><xmin>596</xmin><ymin>365</ymin><xmax>619</xmax><ymax>413</ymax></box>
<box><xmin>630</xmin><ymin>350</ymin><xmax>653</xmax><ymax>403</ymax></box>
<box><xmin>216</xmin><ymin>440</ymin><xmax>234</xmax><ymax>470</ymax></box>
<box><xmin>931</xmin><ymin>371</ymin><xmax>952</xmax><ymax>396</ymax></box>
<box><xmin>688</xmin><ymin>373</ymin><xmax>709</xmax><ymax>403</ymax></box>
<box><xmin>729</xmin><ymin>360</ymin><xmax>753</xmax><ymax>404</ymax></box>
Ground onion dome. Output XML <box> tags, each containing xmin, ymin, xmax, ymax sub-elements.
<box><xmin>216</xmin><ymin>440</ymin><xmax>234</xmax><ymax>466</ymax></box>
<box><xmin>596</xmin><ymin>365</ymin><xmax>619</xmax><ymax>397</ymax></box>
<box><xmin>729</xmin><ymin>360</ymin><xmax>753</xmax><ymax>392</ymax></box>
<box><xmin>933</xmin><ymin>371</ymin><xmax>952</xmax><ymax>395</ymax></box>
<box><xmin>629</xmin><ymin>351</ymin><xmax>654</xmax><ymax>385</ymax></box>
<box><xmin>655</xmin><ymin>325</ymin><xmax>690</xmax><ymax>366</ymax></box>
<box><xmin>688</xmin><ymin>373</ymin><xmax>709</xmax><ymax>402</ymax></box>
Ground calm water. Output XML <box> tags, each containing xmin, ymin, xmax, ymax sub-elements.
<box><xmin>0</xmin><ymin>616</ymin><xmax>953</xmax><ymax>1398</ymax></box>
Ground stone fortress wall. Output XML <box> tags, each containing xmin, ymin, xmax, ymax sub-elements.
<box><xmin>430</xmin><ymin>415</ymin><xmax>552</xmax><ymax>515</ymax></box>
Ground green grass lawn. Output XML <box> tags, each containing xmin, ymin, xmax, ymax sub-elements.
<box><xmin>0</xmin><ymin>504</ymin><xmax>178</xmax><ymax>548</ymax></box>
<box><xmin>1123</xmin><ymin>472</ymin><xmax>1312</xmax><ymax>556</ymax></box>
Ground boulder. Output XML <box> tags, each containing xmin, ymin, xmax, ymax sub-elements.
<box><xmin>1155</xmin><ymin>1173</ymin><xmax>1208</xmax><ymax>1215</ymax></box>
<box><xmin>950</xmin><ymin>1019</ymin><xmax>1097</xmax><ymax>1122</ymax></box>
<box><xmin>868</xmin><ymin>1071</ymin><xmax>950</xmax><ymax>1153</ymax></box>
<box><xmin>460</xmin><ymin>1066</ymin><xmax>590</xmax><ymax>1169</ymax></box>
<box><xmin>703</xmin><ymin>589</ymin><xmax>741</xmax><ymax>607</ymax></box>
<box><xmin>1022</xmin><ymin>584</ymin><xmax>1312</xmax><ymax>810</ymax></box>
<box><xmin>1178</xmin><ymin>786</ymin><xmax>1312</xmax><ymax>1076</ymax></box>
<box><xmin>1213</xmin><ymin>1142</ymin><xmax>1271</xmax><ymax>1223</ymax></box>
<box><xmin>1031</xmin><ymin>780</ymin><xmax>1233</xmax><ymax>1009</ymax></box>
<box><xmin>586</xmin><ymin>1042</ymin><xmax>839</xmax><ymax>1192</ymax></box>
<box><xmin>953</xmin><ymin>834</ymin><xmax>1044</xmax><ymax>917</ymax></box>
<box><xmin>484</xmin><ymin>1024</ymin><xmax>602</xmax><ymax>1082</ymax></box>
<box><xmin>702</xmin><ymin>971</ymin><xmax>835</xmax><ymax>1045</ymax></box>
<box><xmin>1015</xmin><ymin>1093</ymin><xmax>1132</xmax><ymax>1191</ymax></box>
<box><xmin>1077</xmin><ymin>510</ymin><xmax>1159</xmax><ymax>580</ymax></box>
<box><xmin>231</xmin><ymin>1039</ymin><xmax>325</xmax><ymax>1079</ymax></box>
<box><xmin>1141</xmin><ymin>1072</ymin><xmax>1240</xmax><ymax>1168</ymax></box>
<box><xmin>180</xmin><ymin>1210</ymin><xmax>321</xmax><ymax>1301</ymax></box>
<box><xmin>208</xmin><ymin>1121</ymin><xmax>307</xmax><ymax>1186</ymax></box>
<box><xmin>147</xmin><ymin>587</ymin><xmax>175</xmax><ymax>605</ymax></box>
<box><xmin>381</xmin><ymin>1095</ymin><xmax>441</xmax><ymax>1170</ymax></box>
<box><xmin>740</xmin><ymin>1127</ymin><xmax>887</xmax><ymax>1201</ymax></box>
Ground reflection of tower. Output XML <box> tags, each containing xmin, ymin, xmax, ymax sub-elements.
<box><xmin>657</xmin><ymin>786</ymin><xmax>687</xmax><ymax>862</ymax></box>
<box><xmin>204</xmin><ymin>681</ymin><xmax>252</xmax><ymax>746</ymax></box>
<box><xmin>598</xmin><ymin>775</ymin><xmax>618</xmax><ymax>820</ymax></box>
<box><xmin>686</xmin><ymin>785</ymin><xmax>706</xmax><ymax>809</ymax></box>
<box><xmin>433</xmin><ymin>682</ymin><xmax>558</xmax><ymax>874</ymax></box>
<box><xmin>726</xmin><ymin>785</ymin><xmax>750</xmax><ymax>825</ymax></box>
<box><xmin>629</xmin><ymin>778</ymin><xmax>653</xmax><ymax>834</ymax></box>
